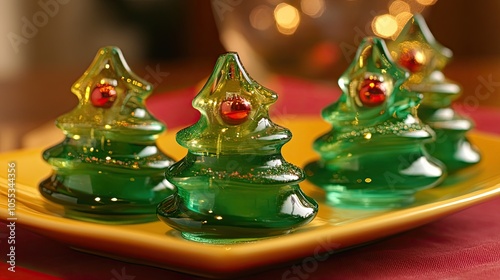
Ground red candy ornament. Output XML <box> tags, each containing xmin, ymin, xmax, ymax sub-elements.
<box><xmin>220</xmin><ymin>95</ymin><xmax>252</xmax><ymax>125</ymax></box>
<box><xmin>358</xmin><ymin>78</ymin><xmax>386</xmax><ymax>107</ymax></box>
<box><xmin>91</xmin><ymin>84</ymin><xmax>117</xmax><ymax>108</ymax></box>
<box><xmin>398</xmin><ymin>48</ymin><xmax>425</xmax><ymax>73</ymax></box>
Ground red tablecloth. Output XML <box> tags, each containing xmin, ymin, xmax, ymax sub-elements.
<box><xmin>2</xmin><ymin>76</ymin><xmax>500</xmax><ymax>280</ymax></box>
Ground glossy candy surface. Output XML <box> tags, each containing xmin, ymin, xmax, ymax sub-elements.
<box><xmin>304</xmin><ymin>37</ymin><xmax>446</xmax><ymax>209</ymax></box>
<box><xmin>387</xmin><ymin>14</ymin><xmax>480</xmax><ymax>172</ymax></box>
<box><xmin>157</xmin><ymin>53</ymin><xmax>318</xmax><ymax>243</ymax></box>
<box><xmin>39</xmin><ymin>46</ymin><xmax>175</xmax><ymax>223</ymax></box>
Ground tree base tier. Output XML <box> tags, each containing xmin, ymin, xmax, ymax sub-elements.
<box><xmin>325</xmin><ymin>189</ymin><xmax>416</xmax><ymax>209</ymax></box>
<box><xmin>425</xmin><ymin>129</ymin><xmax>481</xmax><ymax>173</ymax></box>
<box><xmin>304</xmin><ymin>149</ymin><xmax>445</xmax><ymax>209</ymax></box>
<box><xmin>156</xmin><ymin>184</ymin><xmax>318</xmax><ymax>243</ymax></box>
<box><xmin>39</xmin><ymin>170</ymin><xmax>175</xmax><ymax>224</ymax></box>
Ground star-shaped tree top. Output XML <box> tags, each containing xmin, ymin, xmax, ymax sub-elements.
<box><xmin>177</xmin><ymin>52</ymin><xmax>290</xmax><ymax>154</ymax></box>
<box><xmin>388</xmin><ymin>14</ymin><xmax>452</xmax><ymax>82</ymax></box>
<box><xmin>56</xmin><ymin>46</ymin><xmax>164</xmax><ymax>142</ymax></box>
<box><xmin>387</xmin><ymin>14</ymin><xmax>461</xmax><ymax>107</ymax></box>
<box><xmin>323</xmin><ymin>37</ymin><xmax>418</xmax><ymax>128</ymax></box>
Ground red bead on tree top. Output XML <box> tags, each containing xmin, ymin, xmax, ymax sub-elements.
<box><xmin>358</xmin><ymin>78</ymin><xmax>386</xmax><ymax>107</ymax></box>
<box><xmin>91</xmin><ymin>84</ymin><xmax>117</xmax><ymax>108</ymax></box>
<box><xmin>398</xmin><ymin>48</ymin><xmax>426</xmax><ymax>73</ymax></box>
<box><xmin>220</xmin><ymin>95</ymin><xmax>252</xmax><ymax>125</ymax></box>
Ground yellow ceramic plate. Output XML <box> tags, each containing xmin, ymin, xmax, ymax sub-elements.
<box><xmin>1</xmin><ymin>117</ymin><xmax>500</xmax><ymax>278</ymax></box>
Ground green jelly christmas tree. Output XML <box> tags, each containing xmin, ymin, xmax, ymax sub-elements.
<box><xmin>387</xmin><ymin>14</ymin><xmax>480</xmax><ymax>172</ymax></box>
<box><xmin>304</xmin><ymin>37</ymin><xmax>445</xmax><ymax>209</ymax></box>
<box><xmin>157</xmin><ymin>53</ymin><xmax>318</xmax><ymax>243</ymax></box>
<box><xmin>39</xmin><ymin>46</ymin><xmax>175</xmax><ymax>223</ymax></box>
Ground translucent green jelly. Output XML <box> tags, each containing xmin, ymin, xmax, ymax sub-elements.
<box><xmin>387</xmin><ymin>14</ymin><xmax>480</xmax><ymax>172</ymax></box>
<box><xmin>157</xmin><ymin>53</ymin><xmax>318</xmax><ymax>243</ymax></box>
<box><xmin>419</xmin><ymin>107</ymin><xmax>480</xmax><ymax>173</ymax></box>
<box><xmin>305</xmin><ymin>37</ymin><xmax>446</xmax><ymax>209</ymax></box>
<box><xmin>39</xmin><ymin>46</ymin><xmax>174</xmax><ymax>223</ymax></box>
